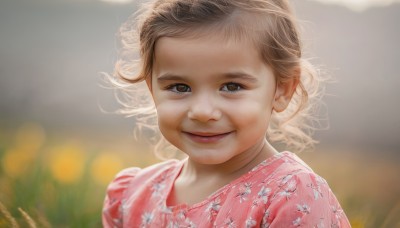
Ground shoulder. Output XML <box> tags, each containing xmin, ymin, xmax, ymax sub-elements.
<box><xmin>104</xmin><ymin>166</ymin><xmax>141</xmax><ymax>203</ymax></box>
<box><xmin>102</xmin><ymin>166</ymin><xmax>140</xmax><ymax>227</ymax></box>
<box><xmin>105</xmin><ymin>159</ymin><xmax>178</xmax><ymax>197</ymax></box>
<box><xmin>102</xmin><ymin>159</ymin><xmax>180</xmax><ymax>227</ymax></box>
<box><xmin>104</xmin><ymin>159</ymin><xmax>179</xmax><ymax>199</ymax></box>
<box><xmin>261</xmin><ymin>152</ymin><xmax>350</xmax><ymax>227</ymax></box>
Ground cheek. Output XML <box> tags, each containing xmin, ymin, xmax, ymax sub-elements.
<box><xmin>155</xmin><ymin>101</ymin><xmax>186</xmax><ymax>129</ymax></box>
<box><xmin>155</xmin><ymin>102</ymin><xmax>188</xmax><ymax>149</ymax></box>
<box><xmin>230</xmin><ymin>99</ymin><xmax>272</xmax><ymax>130</ymax></box>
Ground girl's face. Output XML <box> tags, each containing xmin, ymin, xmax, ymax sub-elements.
<box><xmin>149</xmin><ymin>34</ymin><xmax>291</xmax><ymax>165</ymax></box>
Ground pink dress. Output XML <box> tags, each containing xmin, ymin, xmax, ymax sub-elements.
<box><xmin>103</xmin><ymin>152</ymin><xmax>350</xmax><ymax>227</ymax></box>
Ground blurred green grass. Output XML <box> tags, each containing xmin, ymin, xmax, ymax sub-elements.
<box><xmin>0</xmin><ymin>122</ymin><xmax>399</xmax><ymax>227</ymax></box>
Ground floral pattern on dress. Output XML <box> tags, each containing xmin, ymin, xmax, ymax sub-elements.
<box><xmin>236</xmin><ymin>183</ymin><xmax>252</xmax><ymax>203</ymax></box>
<box><xmin>206</xmin><ymin>197</ymin><xmax>221</xmax><ymax>221</ymax></box>
<box><xmin>103</xmin><ymin>152</ymin><xmax>351</xmax><ymax>227</ymax></box>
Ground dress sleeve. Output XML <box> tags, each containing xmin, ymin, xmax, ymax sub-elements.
<box><xmin>265</xmin><ymin>172</ymin><xmax>351</xmax><ymax>228</ymax></box>
<box><xmin>102</xmin><ymin>167</ymin><xmax>140</xmax><ymax>228</ymax></box>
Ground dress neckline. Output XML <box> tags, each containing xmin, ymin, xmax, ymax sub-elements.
<box><xmin>163</xmin><ymin>151</ymin><xmax>292</xmax><ymax>211</ymax></box>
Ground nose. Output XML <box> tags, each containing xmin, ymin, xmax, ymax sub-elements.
<box><xmin>187</xmin><ymin>93</ymin><xmax>222</xmax><ymax>122</ymax></box>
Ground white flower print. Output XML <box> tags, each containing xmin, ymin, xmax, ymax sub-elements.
<box><xmin>279</xmin><ymin>190</ymin><xmax>292</xmax><ymax>199</ymax></box>
<box><xmin>141</xmin><ymin>212</ymin><xmax>154</xmax><ymax>227</ymax></box>
<box><xmin>292</xmin><ymin>217</ymin><xmax>301</xmax><ymax>226</ymax></box>
<box><xmin>151</xmin><ymin>181</ymin><xmax>166</xmax><ymax>198</ymax></box>
<box><xmin>224</xmin><ymin>217</ymin><xmax>237</xmax><ymax>228</ymax></box>
<box><xmin>168</xmin><ymin>221</ymin><xmax>179</xmax><ymax>228</ymax></box>
<box><xmin>245</xmin><ymin>217</ymin><xmax>257</xmax><ymax>228</ymax></box>
<box><xmin>332</xmin><ymin>205</ymin><xmax>344</xmax><ymax>220</ymax></box>
<box><xmin>286</xmin><ymin>180</ymin><xmax>297</xmax><ymax>192</ymax></box>
<box><xmin>251</xmin><ymin>199</ymin><xmax>260</xmax><ymax>208</ymax></box>
<box><xmin>184</xmin><ymin>218</ymin><xmax>197</xmax><ymax>228</ymax></box>
<box><xmin>111</xmin><ymin>218</ymin><xmax>122</xmax><ymax>227</ymax></box>
<box><xmin>244</xmin><ymin>183</ymin><xmax>252</xmax><ymax>192</ymax></box>
<box><xmin>307</xmin><ymin>182</ymin><xmax>323</xmax><ymax>200</ymax></box>
<box><xmin>331</xmin><ymin>222</ymin><xmax>339</xmax><ymax>228</ymax></box>
<box><xmin>261</xmin><ymin>209</ymin><xmax>270</xmax><ymax>226</ymax></box>
<box><xmin>317</xmin><ymin>219</ymin><xmax>325</xmax><ymax>228</ymax></box>
<box><xmin>261</xmin><ymin>222</ymin><xmax>270</xmax><ymax>228</ymax></box>
<box><xmin>206</xmin><ymin>197</ymin><xmax>221</xmax><ymax>220</ymax></box>
<box><xmin>257</xmin><ymin>186</ymin><xmax>271</xmax><ymax>204</ymax></box>
<box><xmin>177</xmin><ymin>209</ymin><xmax>186</xmax><ymax>220</ymax></box>
<box><xmin>160</xmin><ymin>204</ymin><xmax>172</xmax><ymax>214</ymax></box>
<box><xmin>280</xmin><ymin>174</ymin><xmax>293</xmax><ymax>186</ymax></box>
<box><xmin>297</xmin><ymin>203</ymin><xmax>311</xmax><ymax>214</ymax></box>
<box><xmin>207</xmin><ymin>198</ymin><xmax>221</xmax><ymax>212</ymax></box>
<box><xmin>278</xmin><ymin>178</ymin><xmax>297</xmax><ymax>200</ymax></box>
<box><xmin>236</xmin><ymin>183</ymin><xmax>252</xmax><ymax>203</ymax></box>
<box><xmin>313</xmin><ymin>189</ymin><xmax>321</xmax><ymax>200</ymax></box>
<box><xmin>121</xmin><ymin>199</ymin><xmax>128</xmax><ymax>215</ymax></box>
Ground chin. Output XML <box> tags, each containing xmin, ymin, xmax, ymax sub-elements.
<box><xmin>186</xmin><ymin>151</ymin><xmax>234</xmax><ymax>165</ymax></box>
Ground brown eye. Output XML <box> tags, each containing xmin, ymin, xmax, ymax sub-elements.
<box><xmin>221</xmin><ymin>83</ymin><xmax>242</xmax><ymax>92</ymax></box>
<box><xmin>168</xmin><ymin>84</ymin><xmax>191</xmax><ymax>93</ymax></box>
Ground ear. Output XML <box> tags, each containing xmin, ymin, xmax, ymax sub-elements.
<box><xmin>273</xmin><ymin>76</ymin><xmax>299</xmax><ymax>113</ymax></box>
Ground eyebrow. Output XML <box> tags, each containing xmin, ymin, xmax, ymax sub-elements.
<box><xmin>156</xmin><ymin>73</ymin><xmax>185</xmax><ymax>82</ymax></box>
<box><xmin>157</xmin><ymin>72</ymin><xmax>258</xmax><ymax>83</ymax></box>
<box><xmin>221</xmin><ymin>72</ymin><xmax>258</xmax><ymax>83</ymax></box>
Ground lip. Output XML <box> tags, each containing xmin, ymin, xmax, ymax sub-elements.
<box><xmin>183</xmin><ymin>131</ymin><xmax>233</xmax><ymax>143</ymax></box>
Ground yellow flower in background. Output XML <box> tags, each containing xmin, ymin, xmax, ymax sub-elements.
<box><xmin>2</xmin><ymin>148</ymin><xmax>30</xmax><ymax>178</ymax></box>
<box><xmin>350</xmin><ymin>217</ymin><xmax>366</xmax><ymax>228</ymax></box>
<box><xmin>1</xmin><ymin>122</ymin><xmax>46</xmax><ymax>178</ymax></box>
<box><xmin>91</xmin><ymin>152</ymin><xmax>124</xmax><ymax>186</ymax></box>
<box><xmin>49</xmin><ymin>143</ymin><xmax>85</xmax><ymax>184</ymax></box>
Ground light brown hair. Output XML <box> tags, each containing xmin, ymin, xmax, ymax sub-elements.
<box><xmin>107</xmin><ymin>0</ymin><xmax>326</xmax><ymax>156</ymax></box>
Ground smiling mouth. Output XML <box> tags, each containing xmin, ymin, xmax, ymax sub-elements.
<box><xmin>183</xmin><ymin>131</ymin><xmax>232</xmax><ymax>143</ymax></box>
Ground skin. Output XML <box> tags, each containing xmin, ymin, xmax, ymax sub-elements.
<box><xmin>148</xmin><ymin>34</ymin><xmax>298</xmax><ymax>206</ymax></box>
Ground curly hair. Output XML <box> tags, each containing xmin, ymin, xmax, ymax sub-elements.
<box><xmin>105</xmin><ymin>0</ymin><xmax>327</xmax><ymax>157</ymax></box>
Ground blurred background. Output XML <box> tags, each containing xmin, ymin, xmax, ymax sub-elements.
<box><xmin>0</xmin><ymin>0</ymin><xmax>399</xmax><ymax>227</ymax></box>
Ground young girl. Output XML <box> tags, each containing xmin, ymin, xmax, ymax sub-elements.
<box><xmin>103</xmin><ymin>0</ymin><xmax>350</xmax><ymax>227</ymax></box>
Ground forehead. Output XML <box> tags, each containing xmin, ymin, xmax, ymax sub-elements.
<box><xmin>152</xmin><ymin>34</ymin><xmax>268</xmax><ymax>78</ymax></box>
